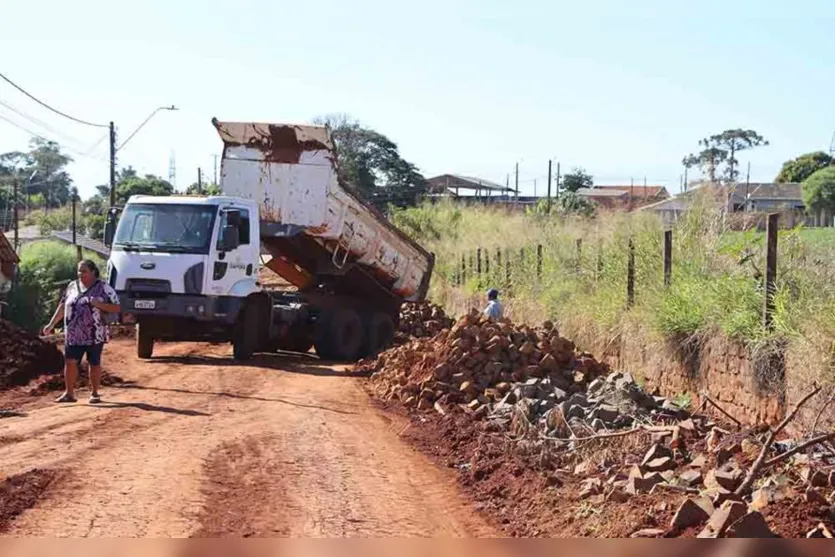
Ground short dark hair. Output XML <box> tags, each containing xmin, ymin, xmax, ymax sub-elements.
<box><xmin>79</xmin><ymin>259</ymin><xmax>101</xmax><ymax>279</ymax></box>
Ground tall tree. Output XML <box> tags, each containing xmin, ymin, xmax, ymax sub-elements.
<box><xmin>561</xmin><ymin>168</ymin><xmax>593</xmax><ymax>193</ymax></box>
<box><xmin>776</xmin><ymin>151</ymin><xmax>833</xmax><ymax>183</ymax></box>
<box><xmin>23</xmin><ymin>138</ymin><xmax>73</xmax><ymax>208</ymax></box>
<box><xmin>114</xmin><ymin>174</ymin><xmax>174</xmax><ymax>204</ymax></box>
<box><xmin>313</xmin><ymin>114</ymin><xmax>427</xmax><ymax>209</ymax></box>
<box><xmin>683</xmin><ymin>140</ymin><xmax>728</xmax><ymax>183</ymax></box>
<box><xmin>802</xmin><ymin>166</ymin><xmax>835</xmax><ymax>219</ymax></box>
<box><xmin>185</xmin><ymin>182</ymin><xmax>222</xmax><ymax>195</ymax></box>
<box><xmin>709</xmin><ymin>129</ymin><xmax>769</xmax><ymax>182</ymax></box>
<box><xmin>683</xmin><ymin>129</ymin><xmax>768</xmax><ymax>183</ymax></box>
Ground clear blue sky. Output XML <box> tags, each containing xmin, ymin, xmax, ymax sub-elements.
<box><xmin>1</xmin><ymin>0</ymin><xmax>834</xmax><ymax>199</ymax></box>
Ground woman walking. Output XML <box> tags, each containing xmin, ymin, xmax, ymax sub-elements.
<box><xmin>42</xmin><ymin>259</ymin><xmax>121</xmax><ymax>403</ymax></box>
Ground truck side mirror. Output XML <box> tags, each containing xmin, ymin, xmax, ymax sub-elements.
<box><xmin>104</xmin><ymin>208</ymin><xmax>119</xmax><ymax>247</ymax></box>
<box><xmin>220</xmin><ymin>224</ymin><xmax>240</xmax><ymax>252</ymax></box>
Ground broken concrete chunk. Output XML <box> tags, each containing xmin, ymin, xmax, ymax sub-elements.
<box><xmin>679</xmin><ymin>469</ymin><xmax>703</xmax><ymax>487</ymax></box>
<box><xmin>591</xmin><ymin>405</ymin><xmax>620</xmax><ymax>423</ymax></box>
<box><xmin>697</xmin><ymin>500</ymin><xmax>746</xmax><ymax>538</ymax></box>
<box><xmin>641</xmin><ymin>444</ymin><xmax>674</xmax><ymax>468</ymax></box>
<box><xmin>645</xmin><ymin>457</ymin><xmax>676</xmax><ymax>473</ymax></box>
<box><xmin>689</xmin><ymin>455</ymin><xmax>707</xmax><ymax>469</ymax></box>
<box><xmin>725</xmin><ymin>511</ymin><xmax>777</xmax><ymax>538</ymax></box>
<box><xmin>579</xmin><ymin>478</ymin><xmax>604</xmax><ymax>499</ymax></box>
<box><xmin>626</xmin><ymin>472</ymin><xmax>665</xmax><ymax>495</ymax></box>
<box><xmin>704</xmin><ymin>469</ymin><xmax>742</xmax><ymax>493</ymax></box>
<box><xmin>670</xmin><ymin>498</ymin><xmax>712</xmax><ymax>532</ymax></box>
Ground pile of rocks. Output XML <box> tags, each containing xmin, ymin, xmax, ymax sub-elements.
<box><xmin>365</xmin><ymin>304</ymin><xmax>835</xmax><ymax>538</ymax></box>
<box><xmin>397</xmin><ymin>301</ymin><xmax>454</xmax><ymax>338</ymax></box>
<box><xmin>365</xmin><ymin>309</ymin><xmax>610</xmax><ymax>415</ymax></box>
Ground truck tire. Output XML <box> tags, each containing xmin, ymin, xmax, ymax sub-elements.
<box><xmin>362</xmin><ymin>312</ymin><xmax>395</xmax><ymax>357</ymax></box>
<box><xmin>233</xmin><ymin>304</ymin><xmax>259</xmax><ymax>361</ymax></box>
<box><xmin>136</xmin><ymin>323</ymin><xmax>154</xmax><ymax>359</ymax></box>
<box><xmin>314</xmin><ymin>309</ymin><xmax>364</xmax><ymax>362</ymax></box>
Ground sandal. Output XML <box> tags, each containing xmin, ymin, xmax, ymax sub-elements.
<box><xmin>89</xmin><ymin>393</ymin><xmax>101</xmax><ymax>404</ymax></box>
<box><xmin>55</xmin><ymin>393</ymin><xmax>76</xmax><ymax>403</ymax></box>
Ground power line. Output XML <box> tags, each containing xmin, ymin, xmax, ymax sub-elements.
<box><xmin>0</xmin><ymin>99</ymin><xmax>97</xmax><ymax>152</ymax></box>
<box><xmin>0</xmin><ymin>112</ymin><xmax>108</xmax><ymax>162</ymax></box>
<box><xmin>0</xmin><ymin>70</ymin><xmax>108</xmax><ymax>128</ymax></box>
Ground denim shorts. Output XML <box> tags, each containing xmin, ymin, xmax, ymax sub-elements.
<box><xmin>65</xmin><ymin>343</ymin><xmax>104</xmax><ymax>366</ymax></box>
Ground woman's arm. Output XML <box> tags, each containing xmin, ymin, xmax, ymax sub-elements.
<box><xmin>91</xmin><ymin>300</ymin><xmax>121</xmax><ymax>313</ymax></box>
<box><xmin>42</xmin><ymin>303</ymin><xmax>65</xmax><ymax>335</ymax></box>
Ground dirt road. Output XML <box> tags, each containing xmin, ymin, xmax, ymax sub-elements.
<box><xmin>0</xmin><ymin>340</ymin><xmax>494</xmax><ymax>537</ymax></box>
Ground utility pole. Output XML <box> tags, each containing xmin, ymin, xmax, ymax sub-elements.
<box><xmin>684</xmin><ymin>166</ymin><xmax>689</xmax><ymax>192</ymax></box>
<box><xmin>13</xmin><ymin>175</ymin><xmax>19</xmax><ymax>252</ymax></box>
<box><xmin>109</xmin><ymin>121</ymin><xmax>116</xmax><ymax>207</ymax></box>
<box><xmin>213</xmin><ymin>155</ymin><xmax>219</xmax><ymax>185</ymax></box>
<box><xmin>534</xmin><ymin>179</ymin><xmax>537</xmax><ymax>198</ymax></box>
<box><xmin>515</xmin><ymin>162</ymin><xmax>519</xmax><ymax>197</ymax></box>
<box><xmin>197</xmin><ymin>167</ymin><xmax>203</xmax><ymax>194</ymax></box>
<box><xmin>556</xmin><ymin>162</ymin><xmax>561</xmax><ymax>198</ymax></box>
<box><xmin>547</xmin><ymin>159</ymin><xmax>553</xmax><ymax>210</ymax></box>
<box><xmin>745</xmin><ymin>162</ymin><xmax>751</xmax><ymax>211</ymax></box>
<box><xmin>71</xmin><ymin>187</ymin><xmax>77</xmax><ymax>246</ymax></box>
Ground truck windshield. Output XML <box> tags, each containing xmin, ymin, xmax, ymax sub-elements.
<box><xmin>113</xmin><ymin>203</ymin><xmax>218</xmax><ymax>254</ymax></box>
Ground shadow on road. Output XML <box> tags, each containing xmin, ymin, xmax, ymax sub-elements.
<box><xmin>145</xmin><ymin>351</ymin><xmax>372</xmax><ymax>378</ymax></box>
<box><xmin>88</xmin><ymin>401</ymin><xmax>210</xmax><ymax>417</ymax></box>
<box><xmin>112</xmin><ymin>384</ymin><xmax>358</xmax><ymax>415</ymax></box>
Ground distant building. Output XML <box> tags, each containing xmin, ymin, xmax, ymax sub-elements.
<box><xmin>640</xmin><ymin>182</ymin><xmax>822</xmax><ymax>228</ymax></box>
<box><xmin>426</xmin><ymin>174</ymin><xmax>516</xmax><ymax>199</ymax></box>
<box><xmin>576</xmin><ymin>184</ymin><xmax>670</xmax><ymax>210</ymax></box>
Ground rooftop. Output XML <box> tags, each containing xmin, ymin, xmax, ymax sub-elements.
<box><xmin>0</xmin><ymin>230</ymin><xmax>18</xmax><ymax>264</ymax></box>
<box><xmin>576</xmin><ymin>187</ymin><xmax>628</xmax><ymax>198</ymax></box>
<box><xmin>427</xmin><ymin>174</ymin><xmax>515</xmax><ymax>194</ymax></box>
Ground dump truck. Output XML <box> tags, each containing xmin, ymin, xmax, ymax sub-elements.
<box><xmin>103</xmin><ymin>118</ymin><xmax>435</xmax><ymax>361</ymax></box>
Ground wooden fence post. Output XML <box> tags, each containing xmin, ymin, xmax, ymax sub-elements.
<box><xmin>536</xmin><ymin>244</ymin><xmax>543</xmax><ymax>282</ymax></box>
<box><xmin>477</xmin><ymin>248</ymin><xmax>482</xmax><ymax>279</ymax></box>
<box><xmin>627</xmin><ymin>238</ymin><xmax>635</xmax><ymax>309</ymax></box>
<box><xmin>461</xmin><ymin>253</ymin><xmax>466</xmax><ymax>284</ymax></box>
<box><xmin>495</xmin><ymin>247</ymin><xmax>501</xmax><ymax>285</ymax></box>
<box><xmin>576</xmin><ymin>238</ymin><xmax>583</xmax><ymax>273</ymax></box>
<box><xmin>504</xmin><ymin>247</ymin><xmax>510</xmax><ymax>286</ymax></box>
<box><xmin>469</xmin><ymin>251</ymin><xmax>474</xmax><ymax>282</ymax></box>
<box><xmin>763</xmin><ymin>213</ymin><xmax>779</xmax><ymax>330</ymax></box>
<box><xmin>663</xmin><ymin>229</ymin><xmax>672</xmax><ymax>287</ymax></box>
<box><xmin>597</xmin><ymin>243</ymin><xmax>603</xmax><ymax>281</ymax></box>
<box><xmin>485</xmin><ymin>248</ymin><xmax>490</xmax><ymax>276</ymax></box>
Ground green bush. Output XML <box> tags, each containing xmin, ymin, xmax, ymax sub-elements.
<box><xmin>5</xmin><ymin>241</ymin><xmax>105</xmax><ymax>332</ymax></box>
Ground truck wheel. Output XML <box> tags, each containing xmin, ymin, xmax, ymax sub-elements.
<box><xmin>136</xmin><ymin>323</ymin><xmax>154</xmax><ymax>359</ymax></box>
<box><xmin>314</xmin><ymin>309</ymin><xmax>364</xmax><ymax>361</ymax></box>
<box><xmin>362</xmin><ymin>312</ymin><xmax>395</xmax><ymax>357</ymax></box>
<box><xmin>233</xmin><ymin>304</ymin><xmax>259</xmax><ymax>361</ymax></box>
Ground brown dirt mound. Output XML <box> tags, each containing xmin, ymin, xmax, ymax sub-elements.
<box><xmin>0</xmin><ymin>320</ymin><xmax>64</xmax><ymax>389</ymax></box>
<box><xmin>0</xmin><ymin>469</ymin><xmax>58</xmax><ymax>533</ymax></box>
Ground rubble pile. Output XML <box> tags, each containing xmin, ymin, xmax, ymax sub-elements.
<box><xmin>363</xmin><ymin>306</ymin><xmax>835</xmax><ymax>538</ymax></box>
<box><xmin>365</xmin><ymin>308</ymin><xmax>610</xmax><ymax>415</ymax></box>
<box><xmin>0</xmin><ymin>320</ymin><xmax>64</xmax><ymax>389</ymax></box>
<box><xmin>397</xmin><ymin>302</ymin><xmax>454</xmax><ymax>338</ymax></box>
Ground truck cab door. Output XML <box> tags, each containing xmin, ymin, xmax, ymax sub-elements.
<box><xmin>210</xmin><ymin>207</ymin><xmax>256</xmax><ymax>296</ymax></box>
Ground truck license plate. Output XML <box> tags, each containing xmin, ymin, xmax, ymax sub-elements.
<box><xmin>134</xmin><ymin>300</ymin><xmax>156</xmax><ymax>309</ymax></box>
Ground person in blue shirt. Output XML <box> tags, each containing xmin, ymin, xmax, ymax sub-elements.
<box><xmin>483</xmin><ymin>288</ymin><xmax>503</xmax><ymax>320</ymax></box>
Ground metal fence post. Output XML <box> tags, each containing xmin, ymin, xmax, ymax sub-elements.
<box><xmin>663</xmin><ymin>229</ymin><xmax>672</xmax><ymax>287</ymax></box>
